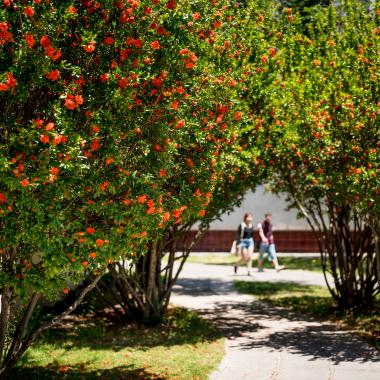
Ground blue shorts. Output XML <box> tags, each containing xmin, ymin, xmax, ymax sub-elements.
<box><xmin>259</xmin><ymin>243</ymin><xmax>277</xmax><ymax>262</ymax></box>
<box><xmin>239</xmin><ymin>238</ymin><xmax>254</xmax><ymax>250</ymax></box>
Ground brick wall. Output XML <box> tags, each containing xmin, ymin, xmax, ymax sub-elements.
<box><xmin>178</xmin><ymin>230</ymin><xmax>319</xmax><ymax>253</ymax></box>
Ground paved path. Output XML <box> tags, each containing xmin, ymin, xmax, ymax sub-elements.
<box><xmin>171</xmin><ymin>263</ymin><xmax>380</xmax><ymax>380</ymax></box>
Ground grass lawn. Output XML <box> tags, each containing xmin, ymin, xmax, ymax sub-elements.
<box><xmin>186</xmin><ymin>254</ymin><xmax>322</xmax><ymax>272</ymax></box>
<box><xmin>10</xmin><ymin>307</ymin><xmax>224</xmax><ymax>380</ymax></box>
<box><xmin>234</xmin><ymin>280</ymin><xmax>380</xmax><ymax>350</ymax></box>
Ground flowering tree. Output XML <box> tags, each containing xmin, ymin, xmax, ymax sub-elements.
<box><xmin>0</xmin><ymin>0</ymin><xmax>261</xmax><ymax>374</ymax></box>
<box><xmin>245</xmin><ymin>1</ymin><xmax>379</xmax><ymax>309</ymax></box>
<box><xmin>92</xmin><ymin>1</ymin><xmax>271</xmax><ymax>324</ymax></box>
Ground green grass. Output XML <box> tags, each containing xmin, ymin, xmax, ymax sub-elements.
<box><xmin>234</xmin><ymin>280</ymin><xmax>380</xmax><ymax>350</ymax></box>
<box><xmin>10</xmin><ymin>307</ymin><xmax>224</xmax><ymax>380</ymax></box>
<box><xmin>186</xmin><ymin>254</ymin><xmax>322</xmax><ymax>271</ymax></box>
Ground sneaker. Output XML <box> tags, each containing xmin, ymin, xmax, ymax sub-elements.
<box><xmin>276</xmin><ymin>265</ymin><xmax>285</xmax><ymax>272</ymax></box>
<box><xmin>258</xmin><ymin>268</ymin><xmax>264</xmax><ymax>272</ymax></box>
<box><xmin>234</xmin><ymin>265</ymin><xmax>238</xmax><ymax>275</ymax></box>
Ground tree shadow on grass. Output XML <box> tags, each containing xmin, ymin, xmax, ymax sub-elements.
<box><xmin>9</xmin><ymin>363</ymin><xmax>167</xmax><ymax>380</ymax></box>
<box><xmin>17</xmin><ymin>306</ymin><xmax>222</xmax><ymax>353</ymax></box>
<box><xmin>9</xmin><ymin>307</ymin><xmax>222</xmax><ymax>379</ymax></box>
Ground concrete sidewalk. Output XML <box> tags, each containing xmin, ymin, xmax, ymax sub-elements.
<box><xmin>171</xmin><ymin>263</ymin><xmax>380</xmax><ymax>380</ymax></box>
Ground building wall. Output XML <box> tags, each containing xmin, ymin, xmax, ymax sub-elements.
<box><xmin>181</xmin><ymin>186</ymin><xmax>319</xmax><ymax>253</ymax></box>
<box><xmin>208</xmin><ymin>185</ymin><xmax>310</xmax><ymax>231</ymax></box>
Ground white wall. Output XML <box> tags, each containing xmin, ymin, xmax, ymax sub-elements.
<box><xmin>209</xmin><ymin>185</ymin><xmax>310</xmax><ymax>230</ymax></box>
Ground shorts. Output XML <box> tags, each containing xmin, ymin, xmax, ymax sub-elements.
<box><xmin>239</xmin><ymin>238</ymin><xmax>254</xmax><ymax>250</ymax></box>
<box><xmin>259</xmin><ymin>243</ymin><xmax>277</xmax><ymax>262</ymax></box>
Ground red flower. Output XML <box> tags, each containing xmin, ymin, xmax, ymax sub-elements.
<box><xmin>52</xmin><ymin>50</ymin><xmax>62</xmax><ymax>61</ymax></box>
<box><xmin>162</xmin><ymin>212</ymin><xmax>170</xmax><ymax>222</ymax></box>
<box><xmin>268</xmin><ymin>47</ymin><xmax>277</xmax><ymax>57</ymax></box>
<box><xmin>159</xmin><ymin>169</ymin><xmax>167</xmax><ymax>177</ymax></box>
<box><xmin>151</xmin><ymin>40</ymin><xmax>160</xmax><ymax>50</ymax></box>
<box><xmin>40</xmin><ymin>35</ymin><xmax>51</xmax><ymax>48</ymax></box>
<box><xmin>89</xmin><ymin>252</ymin><xmax>96</xmax><ymax>259</ymax></box>
<box><xmin>118</xmin><ymin>78</ymin><xmax>128</xmax><ymax>89</ymax></box>
<box><xmin>64</xmin><ymin>94</ymin><xmax>82</xmax><ymax>110</ymax></box>
<box><xmin>81</xmin><ymin>261</ymin><xmax>89</xmax><ymax>267</ymax></box>
<box><xmin>46</xmin><ymin>69</ymin><xmax>60</xmax><ymax>81</ymax></box>
<box><xmin>68</xmin><ymin>5</ymin><xmax>77</xmax><ymax>14</ymax></box>
<box><xmin>261</xmin><ymin>55</ymin><xmax>268</xmax><ymax>64</ymax></box>
<box><xmin>105</xmin><ymin>157</ymin><xmax>115</xmax><ymax>166</ymax></box>
<box><xmin>100</xmin><ymin>181</ymin><xmax>109</xmax><ymax>190</ymax></box>
<box><xmin>40</xmin><ymin>135</ymin><xmax>49</xmax><ymax>144</ymax></box>
<box><xmin>176</xmin><ymin>119</ymin><xmax>185</xmax><ymax>129</ymax></box>
<box><xmin>166</xmin><ymin>0</ymin><xmax>176</xmax><ymax>9</ymax></box>
<box><xmin>100</xmin><ymin>73</ymin><xmax>109</xmax><ymax>82</ymax></box>
<box><xmin>91</xmin><ymin>138</ymin><xmax>101</xmax><ymax>151</ymax></box>
<box><xmin>25</xmin><ymin>33</ymin><xmax>36</xmax><ymax>48</ymax></box>
<box><xmin>83</xmin><ymin>42</ymin><xmax>96</xmax><ymax>53</ymax></box>
<box><xmin>75</xmin><ymin>95</ymin><xmax>83</xmax><ymax>105</ymax></box>
<box><xmin>234</xmin><ymin>111</ymin><xmax>242</xmax><ymax>121</ymax></box>
<box><xmin>24</xmin><ymin>6</ymin><xmax>34</xmax><ymax>17</ymax></box>
<box><xmin>134</xmin><ymin>38</ymin><xmax>142</xmax><ymax>48</ymax></box>
<box><xmin>45</xmin><ymin>122</ymin><xmax>55</xmax><ymax>131</ymax></box>
<box><xmin>138</xmin><ymin>194</ymin><xmax>147</xmax><ymax>204</ymax></box>
<box><xmin>54</xmin><ymin>135</ymin><xmax>67</xmax><ymax>145</ymax></box>
<box><xmin>0</xmin><ymin>192</ymin><xmax>6</xmax><ymax>204</ymax></box>
<box><xmin>65</xmin><ymin>98</ymin><xmax>75</xmax><ymax>110</ymax></box>
<box><xmin>86</xmin><ymin>227</ymin><xmax>96</xmax><ymax>234</ymax></box>
<box><xmin>104</xmin><ymin>36</ymin><xmax>114</xmax><ymax>45</ymax></box>
<box><xmin>0</xmin><ymin>83</ymin><xmax>8</xmax><ymax>91</ymax></box>
<box><xmin>6</xmin><ymin>72</ymin><xmax>16</xmax><ymax>87</ymax></box>
<box><xmin>95</xmin><ymin>239</ymin><xmax>104</xmax><ymax>247</ymax></box>
<box><xmin>63</xmin><ymin>288</ymin><xmax>69</xmax><ymax>294</ymax></box>
<box><xmin>20</xmin><ymin>179</ymin><xmax>30</xmax><ymax>187</ymax></box>
<box><xmin>147</xmin><ymin>207</ymin><xmax>155</xmax><ymax>215</ymax></box>
<box><xmin>50</xmin><ymin>167</ymin><xmax>60</xmax><ymax>175</ymax></box>
<box><xmin>0</xmin><ymin>22</ymin><xmax>13</xmax><ymax>45</ymax></box>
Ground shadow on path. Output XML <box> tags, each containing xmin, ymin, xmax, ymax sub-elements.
<box><xmin>173</xmin><ymin>277</ymin><xmax>380</xmax><ymax>365</ymax></box>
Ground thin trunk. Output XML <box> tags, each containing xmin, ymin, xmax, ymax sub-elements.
<box><xmin>144</xmin><ymin>241</ymin><xmax>160</xmax><ymax>321</ymax></box>
<box><xmin>0</xmin><ymin>288</ymin><xmax>11</xmax><ymax>365</ymax></box>
<box><xmin>163</xmin><ymin>226</ymin><xmax>208</xmax><ymax>309</ymax></box>
<box><xmin>146</xmin><ymin>241</ymin><xmax>158</xmax><ymax>303</ymax></box>
<box><xmin>0</xmin><ymin>272</ymin><xmax>103</xmax><ymax>377</ymax></box>
<box><xmin>4</xmin><ymin>292</ymin><xmax>40</xmax><ymax>366</ymax></box>
<box><xmin>368</xmin><ymin>218</ymin><xmax>380</xmax><ymax>287</ymax></box>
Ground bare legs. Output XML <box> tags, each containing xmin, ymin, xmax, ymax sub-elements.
<box><xmin>235</xmin><ymin>246</ymin><xmax>253</xmax><ymax>275</ymax></box>
<box><xmin>258</xmin><ymin>244</ymin><xmax>284</xmax><ymax>272</ymax></box>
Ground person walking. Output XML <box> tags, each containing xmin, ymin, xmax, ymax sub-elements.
<box><xmin>258</xmin><ymin>212</ymin><xmax>285</xmax><ymax>272</ymax></box>
<box><xmin>234</xmin><ymin>213</ymin><xmax>254</xmax><ymax>276</ymax></box>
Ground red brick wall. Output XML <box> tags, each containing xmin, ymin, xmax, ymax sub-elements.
<box><xmin>178</xmin><ymin>230</ymin><xmax>319</xmax><ymax>253</ymax></box>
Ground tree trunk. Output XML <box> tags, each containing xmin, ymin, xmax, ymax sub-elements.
<box><xmin>368</xmin><ymin>217</ymin><xmax>380</xmax><ymax>288</ymax></box>
<box><xmin>289</xmin><ymin>191</ymin><xmax>378</xmax><ymax>310</ymax></box>
<box><xmin>0</xmin><ymin>288</ymin><xmax>11</xmax><ymax>366</ymax></box>
<box><xmin>97</xmin><ymin>225</ymin><xmax>209</xmax><ymax>325</ymax></box>
<box><xmin>0</xmin><ymin>273</ymin><xmax>103</xmax><ymax>379</ymax></box>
